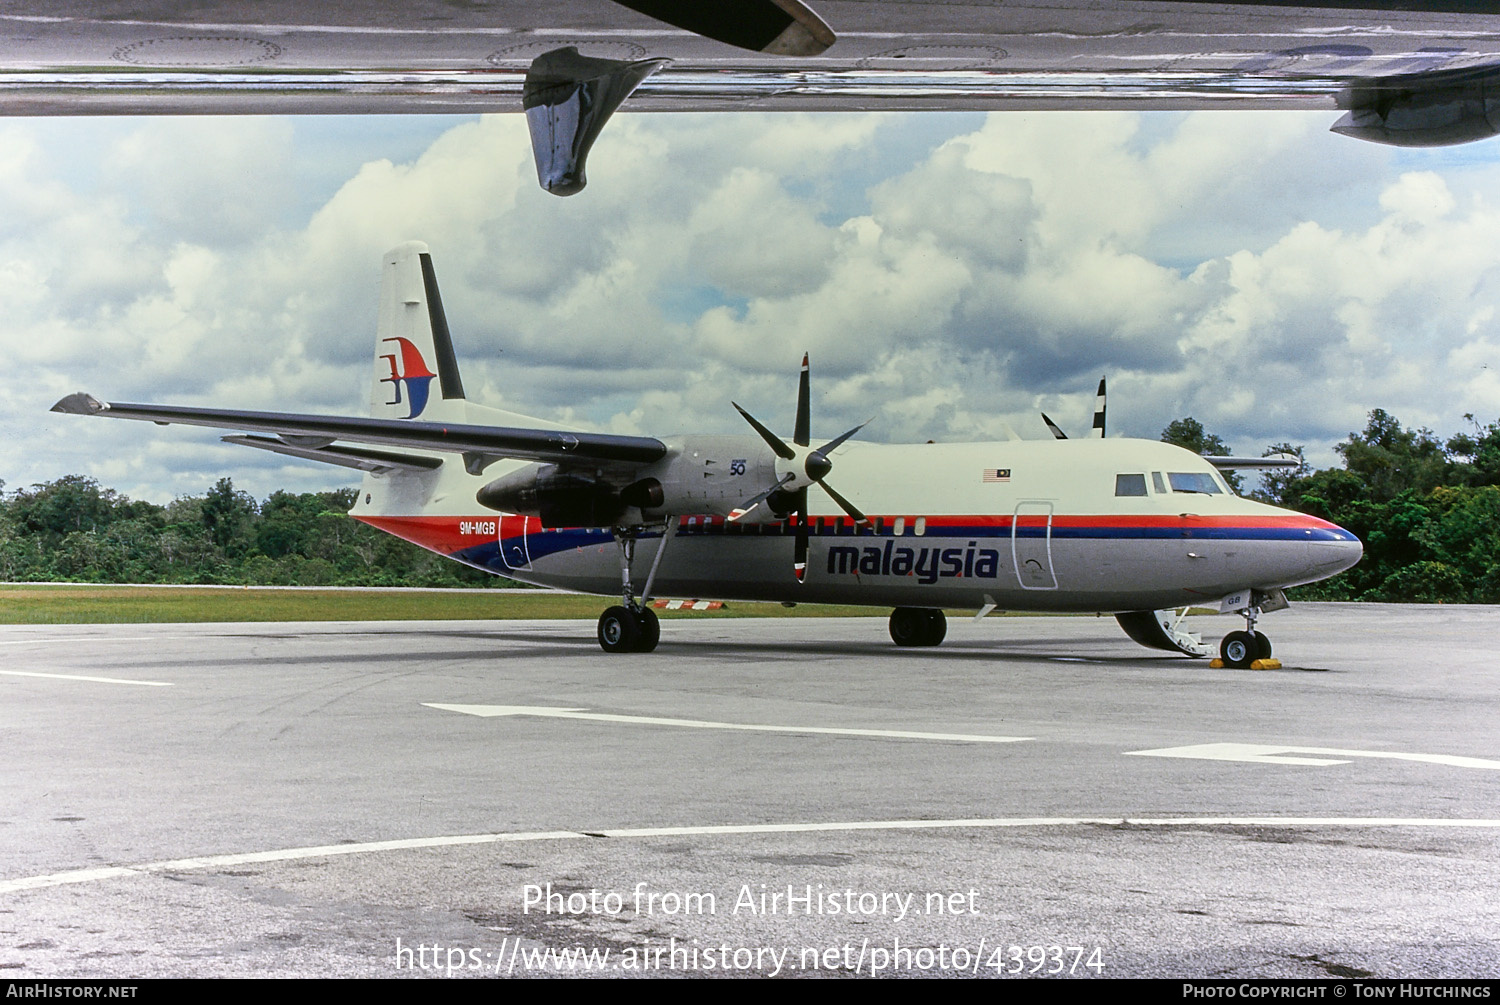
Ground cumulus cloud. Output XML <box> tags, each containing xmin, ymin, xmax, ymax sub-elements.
<box><xmin>6</xmin><ymin>109</ymin><xmax>1500</xmax><ymax>503</ymax></box>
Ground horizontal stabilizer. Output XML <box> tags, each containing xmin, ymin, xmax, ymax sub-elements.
<box><xmin>222</xmin><ymin>435</ymin><xmax>444</xmax><ymax>474</ymax></box>
<box><xmin>52</xmin><ymin>396</ymin><xmax>668</xmax><ymax>468</ymax></box>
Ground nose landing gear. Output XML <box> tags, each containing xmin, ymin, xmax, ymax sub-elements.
<box><xmin>1218</xmin><ymin>600</ymin><xmax>1277</xmax><ymax>669</ymax></box>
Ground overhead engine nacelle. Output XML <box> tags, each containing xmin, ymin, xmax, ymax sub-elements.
<box><xmin>1332</xmin><ymin>66</ymin><xmax>1500</xmax><ymax>147</ymax></box>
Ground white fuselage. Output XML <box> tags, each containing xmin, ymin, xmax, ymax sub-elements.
<box><xmin>351</xmin><ymin>436</ymin><xmax>1362</xmax><ymax>613</ymax></box>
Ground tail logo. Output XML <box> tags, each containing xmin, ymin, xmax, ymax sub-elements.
<box><xmin>379</xmin><ymin>337</ymin><xmax>437</xmax><ymax>418</ymax></box>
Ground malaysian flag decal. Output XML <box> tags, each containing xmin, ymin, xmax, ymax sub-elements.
<box><xmin>983</xmin><ymin>468</ymin><xmax>1011</xmax><ymax>483</ymax></box>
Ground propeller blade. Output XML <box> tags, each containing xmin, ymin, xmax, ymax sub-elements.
<box><xmin>728</xmin><ymin>472</ymin><xmax>795</xmax><ymax>521</ymax></box>
<box><xmin>818</xmin><ymin>479</ymin><xmax>868</xmax><ymax>527</ymax></box>
<box><xmin>732</xmin><ymin>402</ymin><xmax>796</xmax><ymax>460</ymax></box>
<box><xmin>1041</xmin><ymin>412</ymin><xmax>1068</xmax><ymax>440</ymax></box>
<box><xmin>793</xmin><ymin>487</ymin><xmax>809</xmax><ymax>582</ymax></box>
<box><xmin>815</xmin><ymin>419</ymin><xmax>869</xmax><ymax>456</ymax></box>
<box><xmin>794</xmin><ymin>352</ymin><xmax>810</xmax><ymax>447</ymax></box>
<box><xmin>1091</xmin><ymin>377</ymin><xmax>1106</xmax><ymax>439</ymax></box>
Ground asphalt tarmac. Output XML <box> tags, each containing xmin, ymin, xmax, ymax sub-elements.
<box><xmin>1</xmin><ymin>604</ymin><xmax>1497</xmax><ymax>979</ymax></box>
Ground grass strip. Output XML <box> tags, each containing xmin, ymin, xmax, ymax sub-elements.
<box><xmin>0</xmin><ymin>584</ymin><xmax>899</xmax><ymax>624</ymax></box>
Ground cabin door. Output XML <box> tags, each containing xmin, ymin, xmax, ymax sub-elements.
<box><xmin>1011</xmin><ymin>501</ymin><xmax>1057</xmax><ymax>590</ymax></box>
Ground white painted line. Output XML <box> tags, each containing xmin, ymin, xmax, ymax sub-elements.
<box><xmin>1125</xmin><ymin>742</ymin><xmax>1500</xmax><ymax>770</ymax></box>
<box><xmin>6</xmin><ymin>816</ymin><xmax>1500</xmax><ymax>895</ymax></box>
<box><xmin>0</xmin><ymin>670</ymin><xmax>173</xmax><ymax>687</ymax></box>
<box><xmin>424</xmin><ymin>703</ymin><xmax>1030</xmax><ymax>743</ymax></box>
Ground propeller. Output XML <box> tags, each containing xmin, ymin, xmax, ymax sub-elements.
<box><xmin>730</xmin><ymin>353</ymin><xmax>869</xmax><ymax>582</ymax></box>
<box><xmin>1043</xmin><ymin>376</ymin><xmax>1106</xmax><ymax>440</ymax></box>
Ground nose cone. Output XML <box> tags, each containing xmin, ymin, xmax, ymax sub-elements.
<box><xmin>1305</xmin><ymin>523</ymin><xmax>1363</xmax><ymax>581</ymax></box>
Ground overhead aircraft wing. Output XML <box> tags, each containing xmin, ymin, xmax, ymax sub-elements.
<box><xmin>3</xmin><ymin>2</ymin><xmax>1500</xmax><ymax>147</ymax></box>
<box><xmin>50</xmin><ymin>393</ymin><xmax>668</xmax><ymax>468</ymax></box>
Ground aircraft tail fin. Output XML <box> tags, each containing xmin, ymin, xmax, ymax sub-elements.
<box><xmin>371</xmin><ymin>241</ymin><xmax>467</xmax><ymax>421</ymax></box>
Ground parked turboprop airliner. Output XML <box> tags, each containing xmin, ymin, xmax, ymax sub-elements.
<box><xmin>53</xmin><ymin>242</ymin><xmax>1362</xmax><ymax>665</ymax></box>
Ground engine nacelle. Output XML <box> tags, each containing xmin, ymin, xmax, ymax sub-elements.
<box><xmin>477</xmin><ymin>464</ymin><xmax>625</xmax><ymax>528</ymax></box>
<box><xmin>475</xmin><ymin>435</ymin><xmax>785</xmax><ymax>526</ymax></box>
<box><xmin>1333</xmin><ymin>66</ymin><xmax>1500</xmax><ymax>147</ymax></box>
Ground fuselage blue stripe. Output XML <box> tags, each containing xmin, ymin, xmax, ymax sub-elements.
<box><xmin>474</xmin><ymin>522</ymin><xmax>1354</xmax><ymax>565</ymax></box>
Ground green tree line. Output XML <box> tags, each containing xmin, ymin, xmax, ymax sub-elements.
<box><xmin>0</xmin><ymin>476</ymin><xmax>509</xmax><ymax>588</ymax></box>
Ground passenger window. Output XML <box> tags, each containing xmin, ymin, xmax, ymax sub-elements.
<box><xmin>1115</xmin><ymin>473</ymin><xmax>1148</xmax><ymax>497</ymax></box>
<box><xmin>1152</xmin><ymin>471</ymin><xmax>1167</xmax><ymax>494</ymax></box>
<box><xmin>1167</xmin><ymin>472</ymin><xmax>1223</xmax><ymax>495</ymax></box>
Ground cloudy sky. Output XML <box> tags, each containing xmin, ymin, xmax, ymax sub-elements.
<box><xmin>4</xmin><ymin>109</ymin><xmax>1498</xmax><ymax>504</ymax></box>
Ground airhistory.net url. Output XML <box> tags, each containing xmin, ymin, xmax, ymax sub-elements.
<box><xmin>393</xmin><ymin>936</ymin><xmax>1105</xmax><ymax>976</ymax></box>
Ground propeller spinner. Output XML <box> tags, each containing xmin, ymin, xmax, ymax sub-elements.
<box><xmin>730</xmin><ymin>353</ymin><xmax>869</xmax><ymax>582</ymax></box>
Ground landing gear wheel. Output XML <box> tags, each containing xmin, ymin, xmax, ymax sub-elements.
<box><xmin>889</xmin><ymin>607</ymin><xmax>946</xmax><ymax>647</ymax></box>
<box><xmin>598</xmin><ymin>606</ymin><xmax>641</xmax><ymax>653</ymax></box>
<box><xmin>636</xmin><ymin>607</ymin><xmax>660</xmax><ymax>653</ymax></box>
<box><xmin>1221</xmin><ymin>630</ymin><xmax>1261</xmax><ymax>669</ymax></box>
<box><xmin>889</xmin><ymin>608</ymin><xmax>925</xmax><ymax>646</ymax></box>
<box><xmin>1255</xmin><ymin>632</ymin><xmax>1273</xmax><ymax>660</ymax></box>
<box><xmin>923</xmin><ymin>609</ymin><xmax>947</xmax><ymax>646</ymax></box>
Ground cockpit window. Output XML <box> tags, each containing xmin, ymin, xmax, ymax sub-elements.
<box><xmin>1115</xmin><ymin>473</ymin><xmax>1148</xmax><ymax>497</ymax></box>
<box><xmin>1167</xmin><ymin>472</ymin><xmax>1223</xmax><ymax>495</ymax></box>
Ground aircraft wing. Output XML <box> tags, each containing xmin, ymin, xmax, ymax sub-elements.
<box><xmin>1</xmin><ymin>2</ymin><xmax>1497</xmax><ymax>121</ymax></box>
<box><xmin>50</xmin><ymin>393</ymin><xmax>668</xmax><ymax>469</ymax></box>
<box><xmin>7</xmin><ymin>1</ymin><xmax>1500</xmax><ymax>194</ymax></box>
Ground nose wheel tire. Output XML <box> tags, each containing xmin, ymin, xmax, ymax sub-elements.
<box><xmin>1220</xmin><ymin>630</ymin><xmax>1270</xmax><ymax>669</ymax></box>
<box><xmin>889</xmin><ymin>607</ymin><xmax>947</xmax><ymax>647</ymax></box>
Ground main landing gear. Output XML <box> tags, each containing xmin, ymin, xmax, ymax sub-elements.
<box><xmin>597</xmin><ymin>522</ymin><xmax>675</xmax><ymax>653</ymax></box>
<box><xmin>889</xmin><ymin>607</ymin><xmax>947</xmax><ymax>647</ymax></box>
<box><xmin>598</xmin><ymin>604</ymin><xmax>659</xmax><ymax>654</ymax></box>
